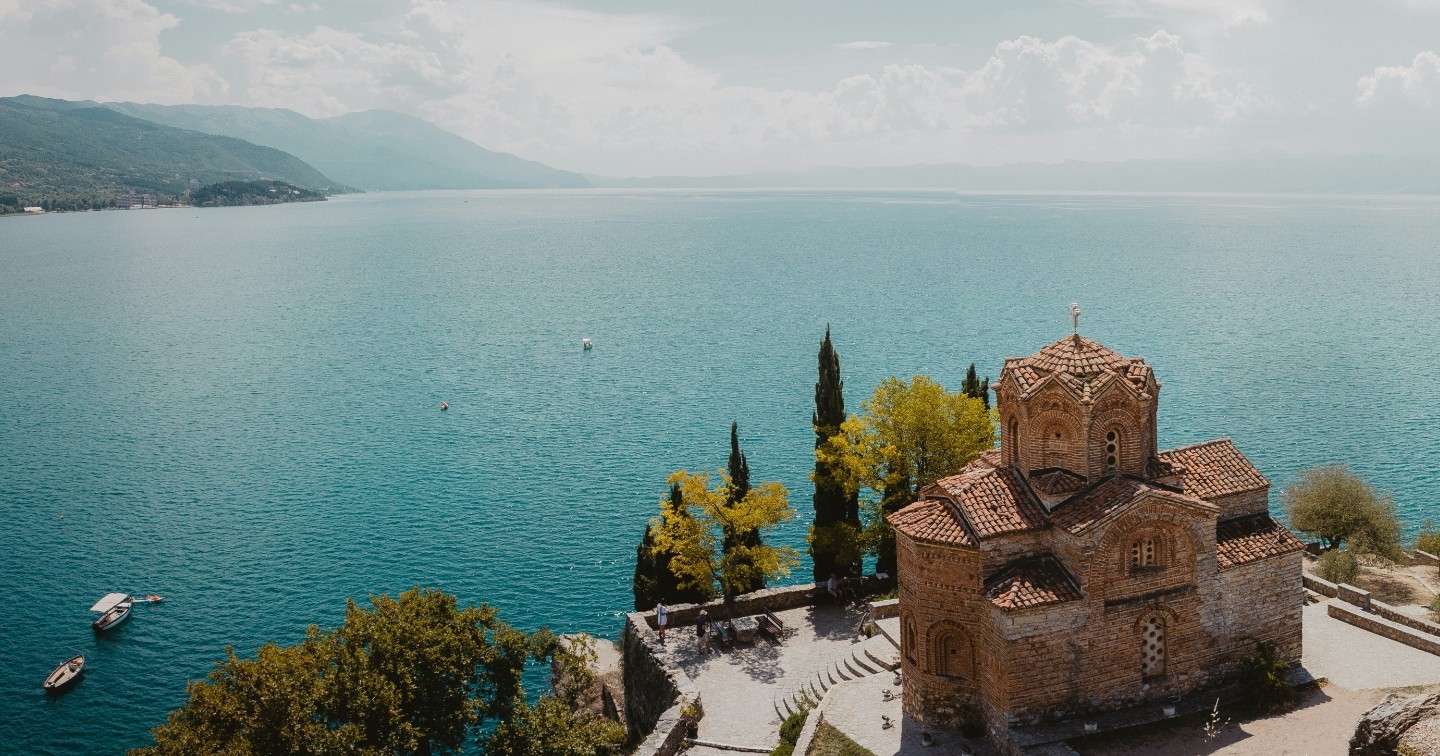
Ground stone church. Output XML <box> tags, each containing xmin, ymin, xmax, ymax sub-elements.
<box><xmin>888</xmin><ymin>332</ymin><xmax>1304</xmax><ymax>740</ymax></box>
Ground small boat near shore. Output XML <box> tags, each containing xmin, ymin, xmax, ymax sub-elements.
<box><xmin>90</xmin><ymin>593</ymin><xmax>133</xmax><ymax>632</ymax></box>
<box><xmin>43</xmin><ymin>655</ymin><xmax>84</xmax><ymax>693</ymax></box>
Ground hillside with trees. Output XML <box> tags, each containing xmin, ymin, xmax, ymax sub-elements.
<box><xmin>0</xmin><ymin>96</ymin><xmax>346</xmax><ymax>213</ymax></box>
<box><xmin>190</xmin><ymin>180</ymin><xmax>325</xmax><ymax>207</ymax></box>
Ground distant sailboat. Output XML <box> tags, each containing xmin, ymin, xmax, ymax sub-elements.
<box><xmin>582</xmin><ymin>338</ymin><xmax>593</xmax><ymax>351</ymax></box>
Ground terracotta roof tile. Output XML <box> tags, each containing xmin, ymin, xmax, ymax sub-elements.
<box><xmin>927</xmin><ymin>461</ymin><xmax>1048</xmax><ymax>538</ymax></box>
<box><xmin>1216</xmin><ymin>514</ymin><xmax>1305</xmax><ymax>568</ymax></box>
<box><xmin>1028</xmin><ymin>468</ymin><xmax>1088</xmax><ymax>496</ymax></box>
<box><xmin>1048</xmin><ymin>475</ymin><xmax>1217</xmax><ymax>534</ymax></box>
<box><xmin>888</xmin><ymin>498</ymin><xmax>975</xmax><ymax>547</ymax></box>
<box><xmin>984</xmin><ymin>556</ymin><xmax>1082</xmax><ymax>611</ymax></box>
<box><xmin>1000</xmin><ymin>335</ymin><xmax>1152</xmax><ymax>399</ymax></box>
<box><xmin>1159</xmin><ymin>439</ymin><xmax>1270</xmax><ymax>500</ymax></box>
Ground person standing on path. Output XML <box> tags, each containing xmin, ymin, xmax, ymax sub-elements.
<box><xmin>656</xmin><ymin>600</ymin><xmax>668</xmax><ymax>643</ymax></box>
<box><xmin>695</xmin><ymin>609</ymin><xmax>709</xmax><ymax>651</ymax></box>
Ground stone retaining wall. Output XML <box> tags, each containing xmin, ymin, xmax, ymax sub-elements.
<box><xmin>868</xmin><ymin>597</ymin><xmax>900</xmax><ymax>620</ymax></box>
<box><xmin>1415</xmin><ymin>550</ymin><xmax>1440</xmax><ymax>567</ymax></box>
<box><xmin>1328</xmin><ymin>602</ymin><xmax>1440</xmax><ymax>657</ymax></box>
<box><xmin>1338</xmin><ymin>583</ymin><xmax>1373</xmax><ymax>612</ymax></box>
<box><xmin>622</xmin><ymin>612</ymin><xmax>702</xmax><ymax>753</ymax></box>
<box><xmin>1369</xmin><ymin>600</ymin><xmax>1440</xmax><ymax>640</ymax></box>
<box><xmin>1303</xmin><ymin>574</ymin><xmax>1338</xmax><ymax>598</ymax></box>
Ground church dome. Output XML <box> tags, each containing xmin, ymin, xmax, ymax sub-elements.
<box><xmin>1001</xmin><ymin>334</ymin><xmax>1153</xmax><ymax>399</ymax></box>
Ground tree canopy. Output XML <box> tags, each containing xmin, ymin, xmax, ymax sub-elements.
<box><xmin>651</xmin><ymin>469</ymin><xmax>799</xmax><ymax>602</ymax></box>
<box><xmin>1284</xmin><ymin>464</ymin><xmax>1402</xmax><ymax>560</ymax></box>
<box><xmin>816</xmin><ymin>375</ymin><xmax>995</xmax><ymax>573</ymax></box>
<box><xmin>130</xmin><ymin>587</ymin><xmax>623</xmax><ymax>756</ymax></box>
<box><xmin>634</xmin><ymin>483</ymin><xmax>716</xmax><ymax>610</ymax></box>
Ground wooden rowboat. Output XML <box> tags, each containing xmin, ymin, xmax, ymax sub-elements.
<box><xmin>44</xmin><ymin>655</ymin><xmax>84</xmax><ymax>693</ymax></box>
<box><xmin>90</xmin><ymin>593</ymin><xmax>133</xmax><ymax>632</ymax></box>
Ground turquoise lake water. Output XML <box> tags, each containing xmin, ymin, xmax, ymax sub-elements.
<box><xmin>3</xmin><ymin>189</ymin><xmax>1440</xmax><ymax>753</ymax></box>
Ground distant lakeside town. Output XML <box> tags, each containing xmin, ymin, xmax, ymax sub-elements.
<box><xmin>0</xmin><ymin>180</ymin><xmax>326</xmax><ymax>216</ymax></box>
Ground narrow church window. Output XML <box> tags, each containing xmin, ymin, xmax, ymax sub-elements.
<box><xmin>1141</xmin><ymin>615</ymin><xmax>1166</xmax><ymax>678</ymax></box>
<box><xmin>1106</xmin><ymin>429</ymin><xmax>1121</xmax><ymax>470</ymax></box>
<box><xmin>903</xmin><ymin>617</ymin><xmax>917</xmax><ymax>663</ymax></box>
<box><xmin>1131</xmin><ymin>538</ymin><xmax>1156</xmax><ymax>569</ymax></box>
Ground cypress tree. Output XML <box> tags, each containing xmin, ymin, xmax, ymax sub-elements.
<box><xmin>633</xmin><ymin>483</ymin><xmax>712</xmax><ymax>610</ymax></box>
<box><xmin>811</xmin><ymin>326</ymin><xmax>858</xmax><ymax>580</ymax></box>
<box><xmin>722</xmin><ymin>421</ymin><xmax>766</xmax><ymax>595</ymax></box>
<box><xmin>962</xmin><ymin>363</ymin><xmax>991</xmax><ymax>410</ymax></box>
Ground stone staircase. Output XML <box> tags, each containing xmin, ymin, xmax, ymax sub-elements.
<box><xmin>773</xmin><ymin>632</ymin><xmax>901</xmax><ymax>719</ymax></box>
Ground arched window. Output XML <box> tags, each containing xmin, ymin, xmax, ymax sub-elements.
<box><xmin>1141</xmin><ymin>614</ymin><xmax>1167</xmax><ymax>678</ymax></box>
<box><xmin>1105</xmin><ymin>428</ymin><xmax>1122</xmax><ymax>471</ymax></box>
<box><xmin>936</xmin><ymin>630</ymin><xmax>969</xmax><ymax>678</ymax></box>
<box><xmin>1131</xmin><ymin>538</ymin><xmax>1156</xmax><ymax>569</ymax></box>
<box><xmin>902</xmin><ymin>616</ymin><xmax>917</xmax><ymax>663</ymax></box>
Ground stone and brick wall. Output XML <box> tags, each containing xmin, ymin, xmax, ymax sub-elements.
<box><xmin>897</xmin><ymin>534</ymin><xmax>986</xmax><ymax>731</ymax></box>
<box><xmin>1211</xmin><ymin>489</ymin><xmax>1270</xmax><ymax>521</ymax></box>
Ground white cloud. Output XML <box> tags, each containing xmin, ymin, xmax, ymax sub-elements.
<box><xmin>181</xmin><ymin>0</ymin><xmax>277</xmax><ymax>12</ymax></box>
<box><xmin>837</xmin><ymin>41</ymin><xmax>892</xmax><ymax>50</ymax></box>
<box><xmin>0</xmin><ymin>0</ymin><xmax>225</xmax><ymax>104</ymax></box>
<box><xmin>1357</xmin><ymin>50</ymin><xmax>1440</xmax><ymax>109</ymax></box>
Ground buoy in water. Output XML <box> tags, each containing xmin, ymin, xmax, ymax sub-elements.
<box><xmin>582</xmin><ymin>338</ymin><xmax>593</xmax><ymax>350</ymax></box>
<box><xmin>440</xmin><ymin>402</ymin><xmax>448</xmax><ymax>411</ymax></box>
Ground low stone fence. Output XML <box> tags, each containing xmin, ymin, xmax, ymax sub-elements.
<box><xmin>868</xmin><ymin>597</ymin><xmax>900</xmax><ymax>620</ymax></box>
<box><xmin>1303</xmin><ymin>574</ymin><xmax>1338</xmax><ymax>598</ymax></box>
<box><xmin>1338</xmin><ymin>583</ymin><xmax>1373</xmax><ymax>611</ymax></box>
<box><xmin>1372</xmin><ymin>600</ymin><xmax>1440</xmax><ymax>640</ymax></box>
<box><xmin>1329</xmin><ymin>602</ymin><xmax>1440</xmax><ymax>657</ymax></box>
<box><xmin>1415</xmin><ymin>550</ymin><xmax>1440</xmax><ymax>568</ymax></box>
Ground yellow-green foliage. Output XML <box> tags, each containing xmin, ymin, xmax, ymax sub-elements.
<box><xmin>816</xmin><ymin>375</ymin><xmax>994</xmax><ymax>504</ymax></box>
<box><xmin>651</xmin><ymin>470</ymin><xmax>800</xmax><ymax>599</ymax></box>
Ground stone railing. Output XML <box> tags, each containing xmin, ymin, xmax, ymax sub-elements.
<box><xmin>1415</xmin><ymin>550</ymin><xmax>1440</xmax><ymax>568</ymax></box>
<box><xmin>1337</xmin><ymin>583</ymin><xmax>1372</xmax><ymax>611</ymax></box>
<box><xmin>1372</xmin><ymin>600</ymin><xmax>1440</xmax><ymax>639</ymax></box>
<box><xmin>868</xmin><ymin>597</ymin><xmax>900</xmax><ymax>620</ymax></box>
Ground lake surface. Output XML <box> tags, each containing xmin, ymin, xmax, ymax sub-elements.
<box><xmin>3</xmin><ymin>189</ymin><xmax>1440</xmax><ymax>753</ymax></box>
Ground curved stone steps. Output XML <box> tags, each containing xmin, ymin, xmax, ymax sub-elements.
<box><xmin>773</xmin><ymin>636</ymin><xmax>899</xmax><ymax>723</ymax></box>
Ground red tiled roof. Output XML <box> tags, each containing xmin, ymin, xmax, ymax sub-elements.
<box><xmin>984</xmin><ymin>556</ymin><xmax>1082</xmax><ymax>610</ymax></box>
<box><xmin>1029</xmin><ymin>467</ymin><xmax>1088</xmax><ymax>495</ymax></box>
<box><xmin>1048</xmin><ymin>475</ymin><xmax>1217</xmax><ymax>534</ymax></box>
<box><xmin>888</xmin><ymin>498</ymin><xmax>975</xmax><ymax>547</ymax></box>
<box><xmin>1216</xmin><ymin>514</ymin><xmax>1305</xmax><ymax>568</ymax></box>
<box><xmin>927</xmin><ymin>460</ymin><xmax>1048</xmax><ymax>538</ymax></box>
<box><xmin>1000</xmin><ymin>335</ymin><xmax>1153</xmax><ymax>399</ymax></box>
<box><xmin>1159</xmin><ymin>439</ymin><xmax>1270</xmax><ymax>500</ymax></box>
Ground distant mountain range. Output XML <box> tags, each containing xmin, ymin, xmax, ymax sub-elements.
<box><xmin>589</xmin><ymin>155</ymin><xmax>1440</xmax><ymax>194</ymax></box>
<box><xmin>105</xmin><ymin>102</ymin><xmax>588</xmax><ymax>191</ymax></box>
<box><xmin>0</xmin><ymin>95</ymin><xmax>343</xmax><ymax>201</ymax></box>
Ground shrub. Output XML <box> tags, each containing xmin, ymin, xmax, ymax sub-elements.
<box><xmin>1316</xmin><ymin>548</ymin><xmax>1360</xmax><ymax>585</ymax></box>
<box><xmin>1416</xmin><ymin>520</ymin><xmax>1440</xmax><ymax>557</ymax></box>
<box><xmin>1238</xmin><ymin>641</ymin><xmax>1297</xmax><ymax>715</ymax></box>
<box><xmin>772</xmin><ymin>710</ymin><xmax>808</xmax><ymax>756</ymax></box>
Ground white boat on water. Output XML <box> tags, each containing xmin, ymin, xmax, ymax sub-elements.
<box><xmin>90</xmin><ymin>593</ymin><xmax>133</xmax><ymax>632</ymax></box>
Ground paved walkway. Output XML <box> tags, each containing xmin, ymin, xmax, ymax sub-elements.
<box><xmin>1302</xmin><ymin>599</ymin><xmax>1440</xmax><ymax>689</ymax></box>
<box><xmin>658</xmin><ymin>603</ymin><xmax>869</xmax><ymax>749</ymax></box>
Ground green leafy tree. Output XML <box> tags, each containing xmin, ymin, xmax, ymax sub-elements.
<box><xmin>810</xmin><ymin>327</ymin><xmax>860</xmax><ymax>581</ymax></box>
<box><xmin>652</xmin><ymin>469</ymin><xmax>800</xmax><ymax>604</ymax></box>
<box><xmin>131</xmin><ymin>588</ymin><xmax>622</xmax><ymax>756</ymax></box>
<box><xmin>1284</xmin><ymin>464</ymin><xmax>1403</xmax><ymax>560</ymax></box>
<box><xmin>633</xmin><ymin>484</ymin><xmax>715</xmax><ymax>610</ymax></box>
<box><xmin>817</xmin><ymin>376</ymin><xmax>995</xmax><ymax>575</ymax></box>
<box><xmin>961</xmin><ymin>363</ymin><xmax>990</xmax><ymax>410</ymax></box>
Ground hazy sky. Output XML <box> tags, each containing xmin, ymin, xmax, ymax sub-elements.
<box><xmin>2</xmin><ymin>0</ymin><xmax>1438</xmax><ymax>175</ymax></box>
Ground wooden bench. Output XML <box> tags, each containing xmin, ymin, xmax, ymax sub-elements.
<box><xmin>756</xmin><ymin>611</ymin><xmax>786</xmax><ymax>644</ymax></box>
<box><xmin>709</xmin><ymin>620</ymin><xmax>733</xmax><ymax>649</ymax></box>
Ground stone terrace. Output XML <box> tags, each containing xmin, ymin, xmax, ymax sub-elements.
<box><xmin>651</xmin><ymin>602</ymin><xmax>878</xmax><ymax>750</ymax></box>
